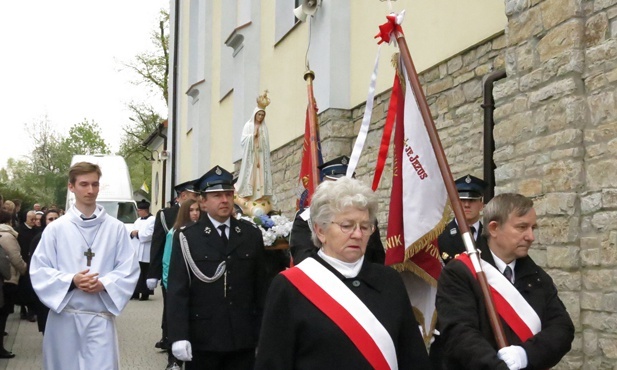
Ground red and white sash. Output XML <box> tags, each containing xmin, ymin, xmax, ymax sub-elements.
<box><xmin>457</xmin><ymin>253</ymin><xmax>541</xmax><ymax>342</ymax></box>
<box><xmin>282</xmin><ymin>258</ymin><xmax>398</xmax><ymax>370</ymax></box>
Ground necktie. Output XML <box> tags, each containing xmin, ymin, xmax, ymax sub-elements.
<box><xmin>218</xmin><ymin>225</ymin><xmax>228</xmax><ymax>247</ymax></box>
<box><xmin>503</xmin><ymin>265</ymin><xmax>513</xmax><ymax>283</ymax></box>
<box><xmin>470</xmin><ymin>226</ymin><xmax>476</xmax><ymax>240</ymax></box>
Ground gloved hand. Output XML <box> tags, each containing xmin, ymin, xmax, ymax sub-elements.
<box><xmin>497</xmin><ymin>345</ymin><xmax>528</xmax><ymax>370</ymax></box>
<box><xmin>172</xmin><ymin>340</ymin><xmax>192</xmax><ymax>362</ymax></box>
<box><xmin>146</xmin><ymin>279</ymin><xmax>159</xmax><ymax>290</ymax></box>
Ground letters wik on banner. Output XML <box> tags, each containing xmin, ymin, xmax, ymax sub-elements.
<box><xmin>383</xmin><ymin>65</ymin><xmax>449</xmax><ymax>342</ymax></box>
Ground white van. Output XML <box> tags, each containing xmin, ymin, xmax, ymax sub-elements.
<box><xmin>66</xmin><ymin>155</ymin><xmax>138</xmax><ymax>227</ymax></box>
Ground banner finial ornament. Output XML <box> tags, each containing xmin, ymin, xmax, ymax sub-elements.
<box><xmin>374</xmin><ymin>11</ymin><xmax>405</xmax><ymax>45</ymax></box>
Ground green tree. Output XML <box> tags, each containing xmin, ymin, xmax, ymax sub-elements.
<box><xmin>118</xmin><ymin>8</ymin><xmax>169</xmax><ymax>196</ymax></box>
<box><xmin>123</xmin><ymin>9</ymin><xmax>169</xmax><ymax>103</ymax></box>
<box><xmin>118</xmin><ymin>103</ymin><xmax>162</xmax><ymax>193</ymax></box>
<box><xmin>4</xmin><ymin>119</ymin><xmax>111</xmax><ymax>207</ymax></box>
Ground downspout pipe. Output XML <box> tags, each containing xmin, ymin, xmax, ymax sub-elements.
<box><xmin>482</xmin><ymin>69</ymin><xmax>507</xmax><ymax>203</ymax></box>
<box><xmin>156</xmin><ymin>126</ymin><xmax>168</xmax><ymax>207</ymax></box>
<box><xmin>170</xmin><ymin>0</ymin><xmax>181</xmax><ymax>205</ymax></box>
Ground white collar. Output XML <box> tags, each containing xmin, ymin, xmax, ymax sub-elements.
<box><xmin>317</xmin><ymin>249</ymin><xmax>364</xmax><ymax>279</ymax></box>
<box><xmin>208</xmin><ymin>215</ymin><xmax>230</xmax><ymax>230</ymax></box>
<box><xmin>490</xmin><ymin>249</ymin><xmax>516</xmax><ymax>278</ymax></box>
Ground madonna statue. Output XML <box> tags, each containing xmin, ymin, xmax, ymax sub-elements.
<box><xmin>235</xmin><ymin>91</ymin><xmax>273</xmax><ymax>216</ymax></box>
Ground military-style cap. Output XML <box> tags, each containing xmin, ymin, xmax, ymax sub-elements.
<box><xmin>318</xmin><ymin>155</ymin><xmax>354</xmax><ymax>180</ymax></box>
<box><xmin>195</xmin><ymin>165</ymin><xmax>235</xmax><ymax>193</ymax></box>
<box><xmin>137</xmin><ymin>199</ymin><xmax>150</xmax><ymax>210</ymax></box>
<box><xmin>455</xmin><ymin>174</ymin><xmax>488</xmax><ymax>200</ymax></box>
<box><xmin>174</xmin><ymin>180</ymin><xmax>197</xmax><ymax>196</ymax></box>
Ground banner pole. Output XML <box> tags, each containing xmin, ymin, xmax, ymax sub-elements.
<box><xmin>394</xmin><ymin>30</ymin><xmax>508</xmax><ymax>349</ymax></box>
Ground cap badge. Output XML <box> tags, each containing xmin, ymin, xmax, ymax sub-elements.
<box><xmin>342</xmin><ymin>157</ymin><xmax>348</xmax><ymax>165</ymax></box>
<box><xmin>215</xmin><ymin>167</ymin><xmax>222</xmax><ymax>175</ymax></box>
<box><xmin>465</xmin><ymin>175</ymin><xmax>472</xmax><ymax>183</ymax></box>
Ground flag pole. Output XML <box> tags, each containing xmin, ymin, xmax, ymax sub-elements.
<box><xmin>304</xmin><ymin>69</ymin><xmax>322</xmax><ymax>190</ymax></box>
<box><xmin>393</xmin><ymin>30</ymin><xmax>508</xmax><ymax>348</ymax></box>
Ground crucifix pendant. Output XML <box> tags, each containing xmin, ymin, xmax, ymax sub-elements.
<box><xmin>84</xmin><ymin>248</ymin><xmax>95</xmax><ymax>267</ymax></box>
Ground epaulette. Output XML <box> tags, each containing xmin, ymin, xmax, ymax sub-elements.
<box><xmin>237</xmin><ymin>218</ymin><xmax>259</xmax><ymax>229</ymax></box>
<box><xmin>181</xmin><ymin>222</ymin><xmax>199</xmax><ymax>231</ymax></box>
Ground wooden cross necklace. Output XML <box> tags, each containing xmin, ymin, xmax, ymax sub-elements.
<box><xmin>73</xmin><ymin>222</ymin><xmax>103</xmax><ymax>267</ymax></box>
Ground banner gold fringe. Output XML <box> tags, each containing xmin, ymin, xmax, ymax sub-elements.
<box><xmin>389</xmin><ymin>199</ymin><xmax>452</xmax><ymax>287</ymax></box>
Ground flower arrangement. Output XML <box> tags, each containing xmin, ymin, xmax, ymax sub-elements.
<box><xmin>237</xmin><ymin>212</ymin><xmax>293</xmax><ymax>248</ymax></box>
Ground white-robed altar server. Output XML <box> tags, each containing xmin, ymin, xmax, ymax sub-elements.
<box><xmin>30</xmin><ymin>162</ymin><xmax>140</xmax><ymax>370</ymax></box>
<box><xmin>130</xmin><ymin>199</ymin><xmax>156</xmax><ymax>301</ymax></box>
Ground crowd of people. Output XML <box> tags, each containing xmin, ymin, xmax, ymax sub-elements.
<box><xmin>0</xmin><ymin>157</ymin><xmax>575</xmax><ymax>370</ymax></box>
<box><xmin>0</xmin><ymin>196</ymin><xmax>64</xmax><ymax>358</ymax></box>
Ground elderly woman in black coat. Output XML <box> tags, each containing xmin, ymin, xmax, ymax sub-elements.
<box><xmin>255</xmin><ymin>177</ymin><xmax>430</xmax><ymax>370</ymax></box>
<box><xmin>29</xmin><ymin>209</ymin><xmax>60</xmax><ymax>333</ymax></box>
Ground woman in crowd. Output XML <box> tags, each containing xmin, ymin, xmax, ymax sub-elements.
<box><xmin>34</xmin><ymin>211</ymin><xmax>44</xmax><ymax>228</ymax></box>
<box><xmin>29</xmin><ymin>209</ymin><xmax>61</xmax><ymax>333</ymax></box>
<box><xmin>255</xmin><ymin>177</ymin><xmax>430</xmax><ymax>369</ymax></box>
<box><xmin>1</xmin><ymin>201</ymin><xmax>16</xmax><ymax>228</ymax></box>
<box><xmin>0</xmin><ymin>210</ymin><xmax>28</xmax><ymax>358</ymax></box>
<box><xmin>161</xmin><ymin>199</ymin><xmax>200</xmax><ymax>370</ymax></box>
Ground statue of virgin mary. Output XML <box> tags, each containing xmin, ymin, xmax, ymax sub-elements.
<box><xmin>236</xmin><ymin>91</ymin><xmax>273</xmax><ymax>203</ymax></box>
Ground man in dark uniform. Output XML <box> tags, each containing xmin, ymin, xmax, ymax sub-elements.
<box><xmin>436</xmin><ymin>193</ymin><xmax>574</xmax><ymax>369</ymax></box>
<box><xmin>146</xmin><ymin>179</ymin><xmax>199</xmax><ymax>369</ymax></box>
<box><xmin>167</xmin><ymin>165</ymin><xmax>268</xmax><ymax>370</ymax></box>
<box><xmin>289</xmin><ymin>155</ymin><xmax>385</xmax><ymax>265</ymax></box>
<box><xmin>437</xmin><ymin>174</ymin><xmax>488</xmax><ymax>265</ymax></box>
<box><xmin>431</xmin><ymin>174</ymin><xmax>489</xmax><ymax>369</ymax></box>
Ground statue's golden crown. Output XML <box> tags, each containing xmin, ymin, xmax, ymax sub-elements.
<box><xmin>256</xmin><ymin>90</ymin><xmax>271</xmax><ymax>109</ymax></box>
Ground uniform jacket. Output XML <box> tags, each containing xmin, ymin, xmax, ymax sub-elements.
<box><xmin>289</xmin><ymin>208</ymin><xmax>385</xmax><ymax>265</ymax></box>
<box><xmin>255</xmin><ymin>254</ymin><xmax>430</xmax><ymax>370</ymax></box>
<box><xmin>166</xmin><ymin>215</ymin><xmax>268</xmax><ymax>352</ymax></box>
<box><xmin>148</xmin><ymin>204</ymin><xmax>179</xmax><ymax>280</ymax></box>
<box><xmin>437</xmin><ymin>219</ymin><xmax>483</xmax><ymax>265</ymax></box>
<box><xmin>435</xmin><ymin>242</ymin><xmax>574</xmax><ymax>370</ymax></box>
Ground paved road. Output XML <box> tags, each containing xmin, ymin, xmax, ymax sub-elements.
<box><xmin>1</xmin><ymin>294</ymin><xmax>167</xmax><ymax>370</ymax></box>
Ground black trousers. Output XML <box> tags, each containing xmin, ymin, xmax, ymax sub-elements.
<box><xmin>134</xmin><ymin>262</ymin><xmax>151</xmax><ymax>297</ymax></box>
<box><xmin>186</xmin><ymin>348</ymin><xmax>255</xmax><ymax>370</ymax></box>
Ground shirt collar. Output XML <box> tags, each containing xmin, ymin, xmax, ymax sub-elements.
<box><xmin>207</xmin><ymin>214</ymin><xmax>230</xmax><ymax>230</ymax></box>
<box><xmin>490</xmin><ymin>249</ymin><xmax>516</xmax><ymax>275</ymax></box>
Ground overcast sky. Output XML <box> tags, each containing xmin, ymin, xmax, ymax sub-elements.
<box><xmin>0</xmin><ymin>0</ymin><xmax>169</xmax><ymax>170</ymax></box>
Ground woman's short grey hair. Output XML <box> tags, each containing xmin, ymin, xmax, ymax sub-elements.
<box><xmin>309</xmin><ymin>177</ymin><xmax>378</xmax><ymax>247</ymax></box>
<box><xmin>482</xmin><ymin>193</ymin><xmax>534</xmax><ymax>238</ymax></box>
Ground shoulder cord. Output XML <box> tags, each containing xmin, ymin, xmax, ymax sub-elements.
<box><xmin>179</xmin><ymin>232</ymin><xmax>226</xmax><ymax>284</ymax></box>
<box><xmin>160</xmin><ymin>212</ymin><xmax>169</xmax><ymax>234</ymax></box>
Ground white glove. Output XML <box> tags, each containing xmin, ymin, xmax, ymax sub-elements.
<box><xmin>146</xmin><ymin>279</ymin><xmax>159</xmax><ymax>290</ymax></box>
<box><xmin>497</xmin><ymin>345</ymin><xmax>528</xmax><ymax>370</ymax></box>
<box><xmin>172</xmin><ymin>340</ymin><xmax>192</xmax><ymax>362</ymax></box>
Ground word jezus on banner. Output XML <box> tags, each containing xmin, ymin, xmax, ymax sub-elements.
<box><xmin>404</xmin><ymin>138</ymin><xmax>428</xmax><ymax>180</ymax></box>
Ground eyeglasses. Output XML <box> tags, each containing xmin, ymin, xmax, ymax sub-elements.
<box><xmin>331</xmin><ymin>221</ymin><xmax>375</xmax><ymax>235</ymax></box>
<box><xmin>46</xmin><ymin>217</ymin><xmax>58</xmax><ymax>222</ymax></box>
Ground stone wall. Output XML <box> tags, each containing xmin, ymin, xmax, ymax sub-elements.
<box><xmin>492</xmin><ymin>0</ymin><xmax>617</xmax><ymax>368</ymax></box>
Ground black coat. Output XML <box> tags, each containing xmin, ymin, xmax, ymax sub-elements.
<box><xmin>166</xmin><ymin>216</ymin><xmax>268</xmax><ymax>352</ymax></box>
<box><xmin>148</xmin><ymin>205</ymin><xmax>179</xmax><ymax>280</ymax></box>
<box><xmin>436</xmin><ymin>219</ymin><xmax>483</xmax><ymax>265</ymax></box>
<box><xmin>435</xmin><ymin>242</ymin><xmax>574</xmax><ymax>370</ymax></box>
<box><xmin>289</xmin><ymin>208</ymin><xmax>385</xmax><ymax>265</ymax></box>
<box><xmin>255</xmin><ymin>254</ymin><xmax>431</xmax><ymax>370</ymax></box>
